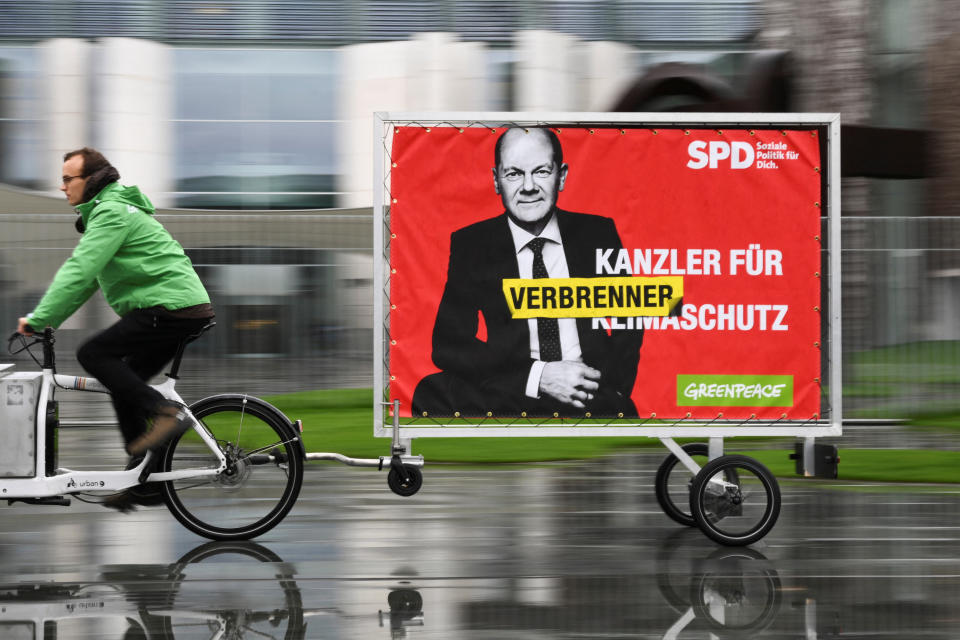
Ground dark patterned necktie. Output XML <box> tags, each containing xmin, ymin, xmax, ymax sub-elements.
<box><xmin>527</xmin><ymin>237</ymin><xmax>562</xmax><ymax>362</ymax></box>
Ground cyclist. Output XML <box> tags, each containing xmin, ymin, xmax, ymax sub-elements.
<box><xmin>16</xmin><ymin>147</ymin><xmax>215</xmax><ymax>512</ymax></box>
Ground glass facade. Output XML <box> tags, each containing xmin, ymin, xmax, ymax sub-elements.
<box><xmin>0</xmin><ymin>46</ymin><xmax>42</xmax><ymax>189</ymax></box>
<box><xmin>172</xmin><ymin>48</ymin><xmax>343</xmax><ymax>209</ymax></box>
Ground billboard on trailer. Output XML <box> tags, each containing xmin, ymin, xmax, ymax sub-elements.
<box><xmin>377</xmin><ymin>114</ymin><xmax>840</xmax><ymax>434</ymax></box>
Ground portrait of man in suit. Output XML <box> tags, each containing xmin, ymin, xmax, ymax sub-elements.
<box><xmin>412</xmin><ymin>127</ymin><xmax>644</xmax><ymax>417</ymax></box>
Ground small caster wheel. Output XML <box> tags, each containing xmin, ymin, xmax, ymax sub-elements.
<box><xmin>387</xmin><ymin>465</ymin><xmax>423</xmax><ymax>497</ymax></box>
<box><xmin>388</xmin><ymin>588</ymin><xmax>423</xmax><ymax>612</ymax></box>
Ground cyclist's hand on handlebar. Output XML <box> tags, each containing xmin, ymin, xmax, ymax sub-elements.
<box><xmin>16</xmin><ymin>317</ymin><xmax>35</xmax><ymax>336</ymax></box>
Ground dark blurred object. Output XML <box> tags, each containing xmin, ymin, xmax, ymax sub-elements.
<box><xmin>610</xmin><ymin>51</ymin><xmax>791</xmax><ymax>113</ymax></box>
<box><xmin>842</xmin><ymin>125</ymin><xmax>930</xmax><ymax>179</ymax></box>
<box><xmin>790</xmin><ymin>442</ymin><xmax>839</xmax><ymax>479</ymax></box>
<box><xmin>611</xmin><ymin>50</ymin><xmax>931</xmax><ymax>180</ymax></box>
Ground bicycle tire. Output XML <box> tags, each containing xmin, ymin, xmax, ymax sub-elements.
<box><xmin>655</xmin><ymin>443</ymin><xmax>739</xmax><ymax>527</ymax></box>
<box><xmin>160</xmin><ymin>541</ymin><xmax>306</xmax><ymax>640</ymax></box>
<box><xmin>162</xmin><ymin>394</ymin><xmax>304</xmax><ymax>540</ymax></box>
<box><xmin>689</xmin><ymin>455</ymin><xmax>780</xmax><ymax>547</ymax></box>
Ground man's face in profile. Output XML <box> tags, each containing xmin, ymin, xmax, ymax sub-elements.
<box><xmin>493</xmin><ymin>129</ymin><xmax>568</xmax><ymax>234</ymax></box>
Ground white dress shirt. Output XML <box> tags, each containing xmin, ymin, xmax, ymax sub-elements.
<box><xmin>506</xmin><ymin>213</ymin><xmax>584</xmax><ymax>398</ymax></box>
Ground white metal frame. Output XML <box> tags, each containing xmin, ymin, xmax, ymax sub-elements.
<box><xmin>373</xmin><ymin>111</ymin><xmax>842</xmax><ymax>442</ymax></box>
<box><xmin>0</xmin><ymin>361</ymin><xmax>226</xmax><ymax>500</ymax></box>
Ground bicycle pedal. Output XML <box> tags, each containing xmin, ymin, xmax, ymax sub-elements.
<box><xmin>8</xmin><ymin>496</ymin><xmax>72</xmax><ymax>507</ymax></box>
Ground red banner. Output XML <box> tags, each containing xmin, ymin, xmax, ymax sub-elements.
<box><xmin>389</xmin><ymin>126</ymin><xmax>822</xmax><ymax>420</ymax></box>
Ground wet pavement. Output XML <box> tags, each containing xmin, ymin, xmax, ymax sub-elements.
<box><xmin>0</xmin><ymin>431</ymin><xmax>958</xmax><ymax>639</ymax></box>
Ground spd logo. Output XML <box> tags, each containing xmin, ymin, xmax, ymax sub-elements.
<box><xmin>686</xmin><ymin>140</ymin><xmax>754</xmax><ymax>170</ymax></box>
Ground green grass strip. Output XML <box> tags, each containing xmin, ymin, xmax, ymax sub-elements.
<box><xmin>739</xmin><ymin>449</ymin><xmax>960</xmax><ymax>484</ymax></box>
<box><xmin>262</xmin><ymin>389</ymin><xmax>960</xmax><ymax>482</ymax></box>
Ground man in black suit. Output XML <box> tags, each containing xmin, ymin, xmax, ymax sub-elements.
<box><xmin>412</xmin><ymin>127</ymin><xmax>643</xmax><ymax>417</ymax></box>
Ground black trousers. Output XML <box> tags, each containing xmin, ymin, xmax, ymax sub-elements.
<box><xmin>76</xmin><ymin>309</ymin><xmax>212</xmax><ymax>446</ymax></box>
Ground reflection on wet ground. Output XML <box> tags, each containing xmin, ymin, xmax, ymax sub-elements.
<box><xmin>0</xmin><ymin>449</ymin><xmax>958</xmax><ymax>638</ymax></box>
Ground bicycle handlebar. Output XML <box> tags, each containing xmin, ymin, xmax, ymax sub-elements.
<box><xmin>7</xmin><ymin>326</ymin><xmax>55</xmax><ymax>370</ymax></box>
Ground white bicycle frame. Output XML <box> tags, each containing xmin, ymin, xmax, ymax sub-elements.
<box><xmin>0</xmin><ymin>364</ymin><xmax>227</xmax><ymax>501</ymax></box>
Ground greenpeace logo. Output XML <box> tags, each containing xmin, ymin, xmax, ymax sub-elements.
<box><xmin>677</xmin><ymin>374</ymin><xmax>793</xmax><ymax>407</ymax></box>
<box><xmin>685</xmin><ymin>382</ymin><xmax>786</xmax><ymax>400</ymax></box>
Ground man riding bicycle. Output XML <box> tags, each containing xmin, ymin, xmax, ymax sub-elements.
<box><xmin>15</xmin><ymin>147</ymin><xmax>215</xmax><ymax>512</ymax></box>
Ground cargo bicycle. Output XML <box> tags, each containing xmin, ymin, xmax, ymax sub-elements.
<box><xmin>1</xmin><ymin>324</ymin><xmax>305</xmax><ymax>540</ymax></box>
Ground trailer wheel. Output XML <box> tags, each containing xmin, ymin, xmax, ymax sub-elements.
<box><xmin>656</xmin><ymin>443</ymin><xmax>738</xmax><ymax>527</ymax></box>
<box><xmin>388</xmin><ymin>465</ymin><xmax>423</xmax><ymax>497</ymax></box>
<box><xmin>690</xmin><ymin>455</ymin><xmax>781</xmax><ymax>546</ymax></box>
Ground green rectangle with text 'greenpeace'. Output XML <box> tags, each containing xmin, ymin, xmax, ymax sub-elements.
<box><xmin>677</xmin><ymin>374</ymin><xmax>794</xmax><ymax>407</ymax></box>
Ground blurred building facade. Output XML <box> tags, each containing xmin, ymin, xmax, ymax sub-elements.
<box><xmin>0</xmin><ymin>1</ymin><xmax>776</xmax><ymax>208</ymax></box>
<box><xmin>1</xmin><ymin>0</ymin><xmax>959</xmax><ymax>416</ymax></box>
<box><xmin>0</xmin><ymin>1</ymin><xmax>949</xmax><ymax>211</ymax></box>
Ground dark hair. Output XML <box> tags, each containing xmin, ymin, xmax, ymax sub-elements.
<box><xmin>63</xmin><ymin>147</ymin><xmax>112</xmax><ymax>178</ymax></box>
<box><xmin>64</xmin><ymin>147</ymin><xmax>120</xmax><ymax>206</ymax></box>
<box><xmin>494</xmin><ymin>127</ymin><xmax>563</xmax><ymax>168</ymax></box>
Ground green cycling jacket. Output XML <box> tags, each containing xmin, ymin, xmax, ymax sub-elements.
<box><xmin>28</xmin><ymin>182</ymin><xmax>210</xmax><ymax>329</ymax></box>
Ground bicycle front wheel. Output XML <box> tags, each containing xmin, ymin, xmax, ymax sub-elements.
<box><xmin>162</xmin><ymin>395</ymin><xmax>304</xmax><ymax>540</ymax></box>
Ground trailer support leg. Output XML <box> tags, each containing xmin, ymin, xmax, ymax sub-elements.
<box><xmin>803</xmin><ymin>436</ymin><xmax>816</xmax><ymax>477</ymax></box>
<box><xmin>659</xmin><ymin>438</ymin><xmax>702</xmax><ymax>475</ymax></box>
<box><xmin>709</xmin><ymin>437</ymin><xmax>724</xmax><ymax>461</ymax></box>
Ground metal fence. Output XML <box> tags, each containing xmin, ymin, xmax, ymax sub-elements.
<box><xmin>839</xmin><ymin>217</ymin><xmax>960</xmax><ymax>418</ymax></box>
<box><xmin>0</xmin><ymin>211</ymin><xmax>374</xmax><ymax>424</ymax></box>
<box><xmin>2</xmin><ymin>213</ymin><xmax>959</xmax><ymax>423</ymax></box>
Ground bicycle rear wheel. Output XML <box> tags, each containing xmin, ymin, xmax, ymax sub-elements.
<box><xmin>162</xmin><ymin>395</ymin><xmax>304</xmax><ymax>540</ymax></box>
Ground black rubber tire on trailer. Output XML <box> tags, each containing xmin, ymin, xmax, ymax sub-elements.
<box><xmin>162</xmin><ymin>394</ymin><xmax>304</xmax><ymax>540</ymax></box>
<box><xmin>655</xmin><ymin>443</ymin><xmax>738</xmax><ymax>527</ymax></box>
<box><xmin>387</xmin><ymin>465</ymin><xmax>423</xmax><ymax>497</ymax></box>
<box><xmin>689</xmin><ymin>455</ymin><xmax>781</xmax><ymax>547</ymax></box>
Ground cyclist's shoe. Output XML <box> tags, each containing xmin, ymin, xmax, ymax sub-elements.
<box><xmin>102</xmin><ymin>485</ymin><xmax>165</xmax><ymax>512</ymax></box>
<box><xmin>123</xmin><ymin>455</ymin><xmax>165</xmax><ymax>506</ymax></box>
<box><xmin>102</xmin><ymin>490</ymin><xmax>139</xmax><ymax>513</ymax></box>
<box><xmin>130</xmin><ymin>483</ymin><xmax>165</xmax><ymax>507</ymax></box>
<box><xmin>127</xmin><ymin>405</ymin><xmax>189</xmax><ymax>456</ymax></box>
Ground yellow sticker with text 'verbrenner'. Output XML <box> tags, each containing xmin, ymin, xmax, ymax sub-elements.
<box><xmin>502</xmin><ymin>276</ymin><xmax>683</xmax><ymax>319</ymax></box>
